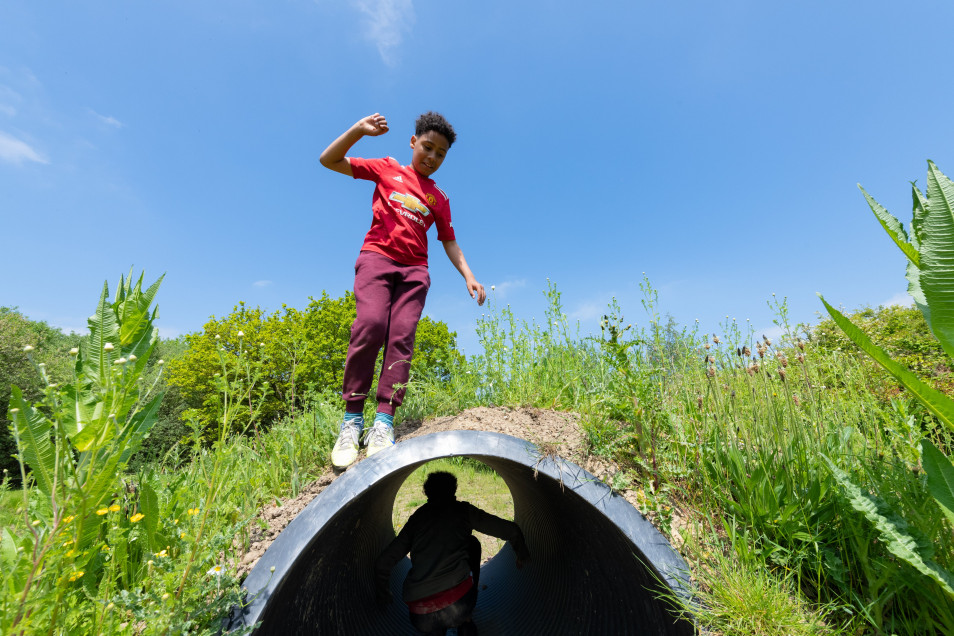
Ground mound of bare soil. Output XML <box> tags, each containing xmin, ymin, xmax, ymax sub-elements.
<box><xmin>234</xmin><ymin>406</ymin><xmax>678</xmax><ymax>580</ymax></box>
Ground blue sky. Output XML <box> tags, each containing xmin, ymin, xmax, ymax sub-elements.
<box><xmin>3</xmin><ymin>1</ymin><xmax>954</xmax><ymax>355</ymax></box>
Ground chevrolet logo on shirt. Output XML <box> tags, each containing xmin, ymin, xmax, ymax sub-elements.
<box><xmin>389</xmin><ymin>192</ymin><xmax>431</xmax><ymax>217</ymax></box>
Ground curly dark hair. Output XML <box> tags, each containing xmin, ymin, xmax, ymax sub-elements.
<box><xmin>423</xmin><ymin>471</ymin><xmax>458</xmax><ymax>502</ymax></box>
<box><xmin>415</xmin><ymin>111</ymin><xmax>456</xmax><ymax>147</ymax></box>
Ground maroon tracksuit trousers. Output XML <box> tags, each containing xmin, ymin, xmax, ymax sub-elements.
<box><xmin>342</xmin><ymin>251</ymin><xmax>430</xmax><ymax>417</ymax></box>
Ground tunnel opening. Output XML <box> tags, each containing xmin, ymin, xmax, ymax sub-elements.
<box><xmin>392</xmin><ymin>457</ymin><xmax>515</xmax><ymax>563</ymax></box>
<box><xmin>231</xmin><ymin>431</ymin><xmax>696</xmax><ymax>635</ymax></box>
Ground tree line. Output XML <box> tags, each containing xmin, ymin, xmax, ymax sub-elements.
<box><xmin>1</xmin><ymin>291</ymin><xmax>463</xmax><ymax>477</ymax></box>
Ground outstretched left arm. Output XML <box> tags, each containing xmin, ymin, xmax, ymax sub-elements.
<box><xmin>442</xmin><ymin>240</ymin><xmax>486</xmax><ymax>306</ymax></box>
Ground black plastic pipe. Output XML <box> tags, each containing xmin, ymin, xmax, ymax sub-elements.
<box><xmin>230</xmin><ymin>431</ymin><xmax>695</xmax><ymax>635</ymax></box>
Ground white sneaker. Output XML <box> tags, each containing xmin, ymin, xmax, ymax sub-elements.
<box><xmin>364</xmin><ymin>422</ymin><xmax>394</xmax><ymax>458</ymax></box>
<box><xmin>331</xmin><ymin>420</ymin><xmax>363</xmax><ymax>468</ymax></box>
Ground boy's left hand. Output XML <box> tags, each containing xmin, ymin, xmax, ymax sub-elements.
<box><xmin>467</xmin><ymin>279</ymin><xmax>486</xmax><ymax>306</ymax></box>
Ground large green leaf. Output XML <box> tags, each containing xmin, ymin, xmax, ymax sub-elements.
<box><xmin>75</xmin><ymin>451</ymin><xmax>122</xmax><ymax>532</ymax></box>
<box><xmin>824</xmin><ymin>456</ymin><xmax>954</xmax><ymax>599</ymax></box>
<box><xmin>918</xmin><ymin>160</ymin><xmax>954</xmax><ymax>360</ymax></box>
<box><xmin>84</xmin><ymin>281</ymin><xmax>120</xmax><ymax>389</ymax></box>
<box><xmin>61</xmin><ymin>382</ymin><xmax>97</xmax><ymax>439</ymax></box>
<box><xmin>911</xmin><ymin>181</ymin><xmax>928</xmax><ymax>250</ymax></box>
<box><xmin>73</xmin><ymin>509</ymin><xmax>108</xmax><ymax>553</ymax></box>
<box><xmin>819</xmin><ymin>295</ymin><xmax>954</xmax><ymax>433</ymax></box>
<box><xmin>118</xmin><ymin>272</ymin><xmax>163</xmax><ymax>349</ymax></box>
<box><xmin>906</xmin><ymin>259</ymin><xmax>931</xmax><ymax>327</ymax></box>
<box><xmin>1</xmin><ymin>527</ymin><xmax>19</xmax><ymax>570</ymax></box>
<box><xmin>922</xmin><ymin>439</ymin><xmax>954</xmax><ymax>527</ymax></box>
<box><xmin>140</xmin><ymin>479</ymin><xmax>160</xmax><ymax>551</ymax></box>
<box><xmin>117</xmin><ymin>393</ymin><xmax>164</xmax><ymax>465</ymax></box>
<box><xmin>860</xmin><ymin>184</ymin><xmax>920</xmax><ymax>267</ymax></box>
<box><xmin>0</xmin><ymin>528</ymin><xmax>29</xmax><ymax>591</ymax></box>
<box><xmin>8</xmin><ymin>387</ymin><xmax>55</xmax><ymax>498</ymax></box>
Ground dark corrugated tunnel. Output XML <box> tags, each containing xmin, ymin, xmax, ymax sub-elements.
<box><xmin>230</xmin><ymin>431</ymin><xmax>696</xmax><ymax>635</ymax></box>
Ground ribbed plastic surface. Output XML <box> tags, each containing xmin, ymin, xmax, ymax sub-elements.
<box><xmin>230</xmin><ymin>431</ymin><xmax>695</xmax><ymax>635</ymax></box>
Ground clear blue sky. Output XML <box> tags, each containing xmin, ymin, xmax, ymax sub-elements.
<box><xmin>3</xmin><ymin>1</ymin><xmax>954</xmax><ymax>355</ymax></box>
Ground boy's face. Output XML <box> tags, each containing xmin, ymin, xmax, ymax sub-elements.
<box><xmin>409</xmin><ymin>130</ymin><xmax>450</xmax><ymax>178</ymax></box>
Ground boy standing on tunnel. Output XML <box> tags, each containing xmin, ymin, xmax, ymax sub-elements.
<box><xmin>319</xmin><ymin>112</ymin><xmax>486</xmax><ymax>469</ymax></box>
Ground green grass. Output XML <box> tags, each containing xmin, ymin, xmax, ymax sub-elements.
<box><xmin>681</xmin><ymin>545</ymin><xmax>834</xmax><ymax>636</ymax></box>
<box><xmin>0</xmin><ymin>487</ymin><xmax>22</xmax><ymax>531</ymax></box>
<box><xmin>392</xmin><ymin>458</ymin><xmax>514</xmax><ymax>562</ymax></box>
<box><xmin>403</xmin><ymin>283</ymin><xmax>954</xmax><ymax>634</ymax></box>
<box><xmin>6</xmin><ymin>279</ymin><xmax>954</xmax><ymax>634</ymax></box>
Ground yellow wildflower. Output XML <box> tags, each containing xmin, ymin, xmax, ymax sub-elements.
<box><xmin>187</xmin><ymin>508</ymin><xmax>200</xmax><ymax>516</ymax></box>
<box><xmin>109</xmin><ymin>504</ymin><xmax>120</xmax><ymax>512</ymax></box>
<box><xmin>96</xmin><ymin>508</ymin><xmax>109</xmax><ymax>516</ymax></box>
<box><xmin>68</xmin><ymin>571</ymin><xmax>84</xmax><ymax>582</ymax></box>
<box><xmin>130</xmin><ymin>513</ymin><xmax>144</xmax><ymax>523</ymax></box>
<box><xmin>63</xmin><ymin>515</ymin><xmax>75</xmax><ymax>524</ymax></box>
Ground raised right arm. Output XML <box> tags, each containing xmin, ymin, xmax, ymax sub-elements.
<box><xmin>319</xmin><ymin>113</ymin><xmax>389</xmax><ymax>177</ymax></box>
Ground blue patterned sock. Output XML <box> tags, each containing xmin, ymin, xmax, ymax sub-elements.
<box><xmin>373</xmin><ymin>412</ymin><xmax>394</xmax><ymax>428</ymax></box>
<box><xmin>342</xmin><ymin>412</ymin><xmax>364</xmax><ymax>433</ymax></box>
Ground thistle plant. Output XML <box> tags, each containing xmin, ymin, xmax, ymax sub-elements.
<box><xmin>815</xmin><ymin>161</ymin><xmax>954</xmax><ymax>629</ymax></box>
<box><xmin>2</xmin><ymin>271</ymin><xmax>165</xmax><ymax>633</ymax></box>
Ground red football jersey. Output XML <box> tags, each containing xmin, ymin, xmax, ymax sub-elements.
<box><xmin>350</xmin><ymin>157</ymin><xmax>455</xmax><ymax>266</ymax></box>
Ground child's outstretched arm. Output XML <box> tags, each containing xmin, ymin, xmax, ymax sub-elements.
<box><xmin>319</xmin><ymin>113</ymin><xmax>389</xmax><ymax>177</ymax></box>
<box><xmin>442</xmin><ymin>240</ymin><xmax>486</xmax><ymax>306</ymax></box>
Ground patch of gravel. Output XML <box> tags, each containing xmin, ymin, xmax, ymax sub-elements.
<box><xmin>234</xmin><ymin>406</ymin><xmax>686</xmax><ymax>580</ymax></box>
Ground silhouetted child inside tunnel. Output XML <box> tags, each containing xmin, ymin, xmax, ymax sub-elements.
<box><xmin>375</xmin><ymin>471</ymin><xmax>530</xmax><ymax>636</ymax></box>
